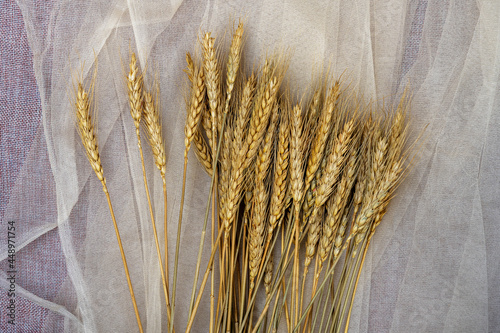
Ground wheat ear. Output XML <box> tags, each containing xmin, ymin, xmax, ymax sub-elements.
<box><xmin>351</xmin><ymin>135</ymin><xmax>388</xmax><ymax>245</ymax></box>
<box><xmin>224</xmin><ymin>20</ymin><xmax>244</xmax><ymax>114</ymax></box>
<box><xmin>268</xmin><ymin>109</ymin><xmax>290</xmax><ymax>242</ymax></box>
<box><xmin>186</xmin><ymin>53</ymin><xmax>213</xmax><ymax>175</ymax></box>
<box><xmin>127</xmin><ymin>53</ymin><xmax>143</xmax><ymax>133</ymax></box>
<box><xmin>76</xmin><ymin>80</ymin><xmax>143</xmax><ymax>333</ymax></box>
<box><xmin>203</xmin><ymin>32</ymin><xmax>220</xmax><ymax>153</ymax></box>
<box><xmin>244</xmin><ymin>60</ymin><xmax>279</xmax><ymax>168</ymax></box>
<box><xmin>304</xmin><ymin>82</ymin><xmax>340</xmax><ymax>192</ymax></box>
<box><xmin>318</xmin><ymin>147</ymin><xmax>358</xmax><ymax>270</ymax></box>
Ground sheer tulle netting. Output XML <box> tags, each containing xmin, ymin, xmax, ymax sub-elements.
<box><xmin>3</xmin><ymin>0</ymin><xmax>499</xmax><ymax>331</ymax></box>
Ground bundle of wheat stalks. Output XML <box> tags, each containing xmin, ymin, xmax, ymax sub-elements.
<box><xmin>74</xmin><ymin>20</ymin><xmax>416</xmax><ymax>333</ymax></box>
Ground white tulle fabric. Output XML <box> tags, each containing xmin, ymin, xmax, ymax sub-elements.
<box><xmin>10</xmin><ymin>0</ymin><xmax>500</xmax><ymax>331</ymax></box>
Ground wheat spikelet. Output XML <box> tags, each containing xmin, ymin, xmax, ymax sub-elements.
<box><xmin>333</xmin><ymin>215</ymin><xmax>348</xmax><ymax>259</ymax></box>
<box><xmin>366</xmin><ymin>134</ymin><xmax>388</xmax><ymax>197</ymax></box>
<box><xmin>143</xmin><ymin>91</ymin><xmax>166</xmax><ymax>177</ymax></box>
<box><xmin>264</xmin><ymin>254</ymin><xmax>274</xmax><ymax>297</ymax></box>
<box><xmin>304</xmin><ymin>206</ymin><xmax>323</xmax><ymax>268</ymax></box>
<box><xmin>127</xmin><ymin>53</ymin><xmax>143</xmax><ymax>132</ymax></box>
<box><xmin>184</xmin><ymin>66</ymin><xmax>206</xmax><ymax>156</ymax></box>
<box><xmin>193</xmin><ymin>129</ymin><xmax>212</xmax><ymax>175</ymax></box>
<box><xmin>388</xmin><ymin>90</ymin><xmax>410</xmax><ymax>155</ymax></box>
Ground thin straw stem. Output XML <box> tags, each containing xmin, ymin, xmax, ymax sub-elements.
<box><xmin>163</xmin><ymin>176</ymin><xmax>169</xmax><ymax>298</ymax></box>
<box><xmin>137</xmin><ymin>138</ymin><xmax>172</xmax><ymax>322</ymax></box>
<box><xmin>103</xmin><ymin>187</ymin><xmax>144</xmax><ymax>333</ymax></box>
<box><xmin>343</xmin><ymin>236</ymin><xmax>371</xmax><ymax>333</ymax></box>
<box><xmin>170</xmin><ymin>157</ymin><xmax>188</xmax><ymax>333</ymax></box>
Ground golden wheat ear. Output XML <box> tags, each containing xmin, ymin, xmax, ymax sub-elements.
<box><xmin>74</xmin><ymin>69</ymin><xmax>144</xmax><ymax>333</ymax></box>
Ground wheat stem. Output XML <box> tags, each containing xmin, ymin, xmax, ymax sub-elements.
<box><xmin>104</xmin><ymin>189</ymin><xmax>144</xmax><ymax>333</ymax></box>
